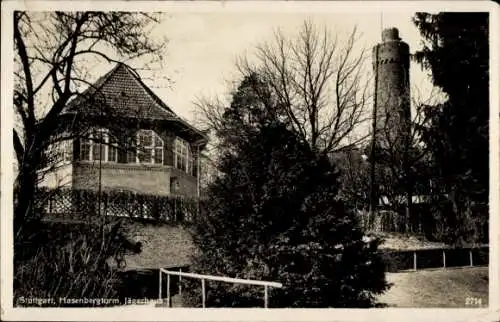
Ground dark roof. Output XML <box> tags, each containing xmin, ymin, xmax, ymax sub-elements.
<box><xmin>63</xmin><ymin>63</ymin><xmax>207</xmax><ymax>143</ymax></box>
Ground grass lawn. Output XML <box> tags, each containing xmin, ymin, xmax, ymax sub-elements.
<box><xmin>377</xmin><ymin>266</ymin><xmax>489</xmax><ymax>308</ymax></box>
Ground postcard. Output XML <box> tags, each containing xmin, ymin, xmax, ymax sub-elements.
<box><xmin>1</xmin><ymin>1</ymin><xmax>498</xmax><ymax>321</ymax></box>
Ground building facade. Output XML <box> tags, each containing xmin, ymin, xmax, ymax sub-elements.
<box><xmin>39</xmin><ymin>63</ymin><xmax>208</xmax><ymax>198</ymax></box>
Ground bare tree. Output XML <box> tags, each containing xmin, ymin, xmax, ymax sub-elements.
<box><xmin>331</xmin><ymin>81</ymin><xmax>444</xmax><ymax>234</ymax></box>
<box><xmin>333</xmin><ymin>145</ymin><xmax>370</xmax><ymax>210</ymax></box>
<box><xmin>196</xmin><ymin>20</ymin><xmax>371</xmax><ymax>159</ymax></box>
<box><xmin>13</xmin><ymin>11</ymin><xmax>166</xmax><ymax>242</ymax></box>
<box><xmin>368</xmin><ymin>84</ymin><xmax>443</xmax><ymax>232</ymax></box>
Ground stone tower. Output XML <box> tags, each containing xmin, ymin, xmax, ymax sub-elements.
<box><xmin>372</xmin><ymin>27</ymin><xmax>411</xmax><ymax>147</ymax></box>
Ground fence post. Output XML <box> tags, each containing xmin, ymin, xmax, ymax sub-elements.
<box><xmin>167</xmin><ymin>272</ymin><xmax>171</xmax><ymax>307</ymax></box>
<box><xmin>179</xmin><ymin>268</ymin><xmax>183</xmax><ymax>296</ymax></box>
<box><xmin>442</xmin><ymin>250</ymin><xmax>446</xmax><ymax>269</ymax></box>
<box><xmin>195</xmin><ymin>198</ymin><xmax>199</xmax><ymax>223</ymax></box>
<box><xmin>470</xmin><ymin>249</ymin><xmax>474</xmax><ymax>267</ymax></box>
<box><xmin>264</xmin><ymin>285</ymin><xmax>268</xmax><ymax>308</ymax></box>
<box><xmin>174</xmin><ymin>198</ymin><xmax>177</xmax><ymax>222</ymax></box>
<box><xmin>413</xmin><ymin>251</ymin><xmax>417</xmax><ymax>271</ymax></box>
<box><xmin>103</xmin><ymin>192</ymin><xmax>108</xmax><ymax>216</ymax></box>
<box><xmin>159</xmin><ymin>269</ymin><xmax>162</xmax><ymax>300</ymax></box>
<box><xmin>201</xmin><ymin>278</ymin><xmax>206</xmax><ymax>308</ymax></box>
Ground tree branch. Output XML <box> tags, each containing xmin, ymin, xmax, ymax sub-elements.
<box><xmin>14</xmin><ymin>12</ymin><xmax>35</xmax><ymax>128</ymax></box>
<box><xmin>13</xmin><ymin>129</ymin><xmax>25</xmax><ymax>164</ymax></box>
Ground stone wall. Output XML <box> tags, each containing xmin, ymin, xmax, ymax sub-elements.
<box><xmin>122</xmin><ymin>221</ymin><xmax>198</xmax><ymax>270</ymax></box>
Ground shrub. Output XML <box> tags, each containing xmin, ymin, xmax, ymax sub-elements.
<box><xmin>14</xmin><ymin>217</ymin><xmax>135</xmax><ymax>307</ymax></box>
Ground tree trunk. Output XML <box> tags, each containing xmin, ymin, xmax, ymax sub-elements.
<box><xmin>14</xmin><ymin>171</ymin><xmax>37</xmax><ymax>239</ymax></box>
<box><xmin>405</xmin><ymin>189</ymin><xmax>412</xmax><ymax>233</ymax></box>
<box><xmin>13</xmin><ymin>166</ymin><xmax>40</xmax><ymax>267</ymax></box>
<box><xmin>448</xmin><ymin>189</ymin><xmax>464</xmax><ymax>246</ymax></box>
<box><xmin>14</xmin><ymin>143</ymin><xmax>44</xmax><ymax>250</ymax></box>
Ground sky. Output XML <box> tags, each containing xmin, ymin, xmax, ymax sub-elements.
<box><xmin>7</xmin><ymin>6</ymin><xmax>450</xmax><ymax>167</ymax></box>
<box><xmin>83</xmin><ymin>10</ymin><xmax>442</xmax><ymax>125</ymax></box>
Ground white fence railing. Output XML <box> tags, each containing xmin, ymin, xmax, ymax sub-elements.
<box><xmin>159</xmin><ymin>268</ymin><xmax>283</xmax><ymax>308</ymax></box>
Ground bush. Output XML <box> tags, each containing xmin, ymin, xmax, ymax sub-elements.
<box><xmin>14</xmin><ymin>217</ymin><xmax>135</xmax><ymax>307</ymax></box>
<box><xmin>427</xmin><ymin>197</ymin><xmax>488</xmax><ymax>246</ymax></box>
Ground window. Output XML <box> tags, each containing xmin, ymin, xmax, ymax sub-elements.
<box><xmin>174</xmin><ymin>138</ymin><xmax>192</xmax><ymax>174</ymax></box>
<box><xmin>80</xmin><ymin>139</ymin><xmax>91</xmax><ymax>161</ymax></box>
<box><xmin>108</xmin><ymin>138</ymin><xmax>118</xmax><ymax>162</ymax></box>
<box><xmin>128</xmin><ymin>130</ymin><xmax>164</xmax><ymax>164</ymax></box>
<box><xmin>79</xmin><ymin>128</ymin><xmax>118</xmax><ymax>162</ymax></box>
<box><xmin>61</xmin><ymin>139</ymin><xmax>72</xmax><ymax>162</ymax></box>
<box><xmin>127</xmin><ymin>150</ymin><xmax>137</xmax><ymax>164</ymax></box>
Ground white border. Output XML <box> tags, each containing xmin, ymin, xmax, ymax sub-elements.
<box><xmin>1</xmin><ymin>1</ymin><xmax>499</xmax><ymax>321</ymax></box>
<box><xmin>489</xmin><ymin>0</ymin><xmax>500</xmax><ymax>318</ymax></box>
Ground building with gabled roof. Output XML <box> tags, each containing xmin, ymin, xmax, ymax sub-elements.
<box><xmin>40</xmin><ymin>62</ymin><xmax>208</xmax><ymax>197</ymax></box>
<box><xmin>38</xmin><ymin>63</ymin><xmax>209</xmax><ymax>275</ymax></box>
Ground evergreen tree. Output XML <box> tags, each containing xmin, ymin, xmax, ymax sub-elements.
<box><xmin>186</xmin><ymin>75</ymin><xmax>388</xmax><ymax>308</ymax></box>
<box><xmin>413</xmin><ymin>12</ymin><xmax>489</xmax><ymax>244</ymax></box>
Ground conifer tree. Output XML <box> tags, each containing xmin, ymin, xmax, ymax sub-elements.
<box><xmin>186</xmin><ymin>74</ymin><xmax>388</xmax><ymax>308</ymax></box>
<box><xmin>413</xmin><ymin>12</ymin><xmax>489</xmax><ymax>244</ymax></box>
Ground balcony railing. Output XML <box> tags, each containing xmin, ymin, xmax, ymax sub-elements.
<box><xmin>38</xmin><ymin>187</ymin><xmax>204</xmax><ymax>224</ymax></box>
